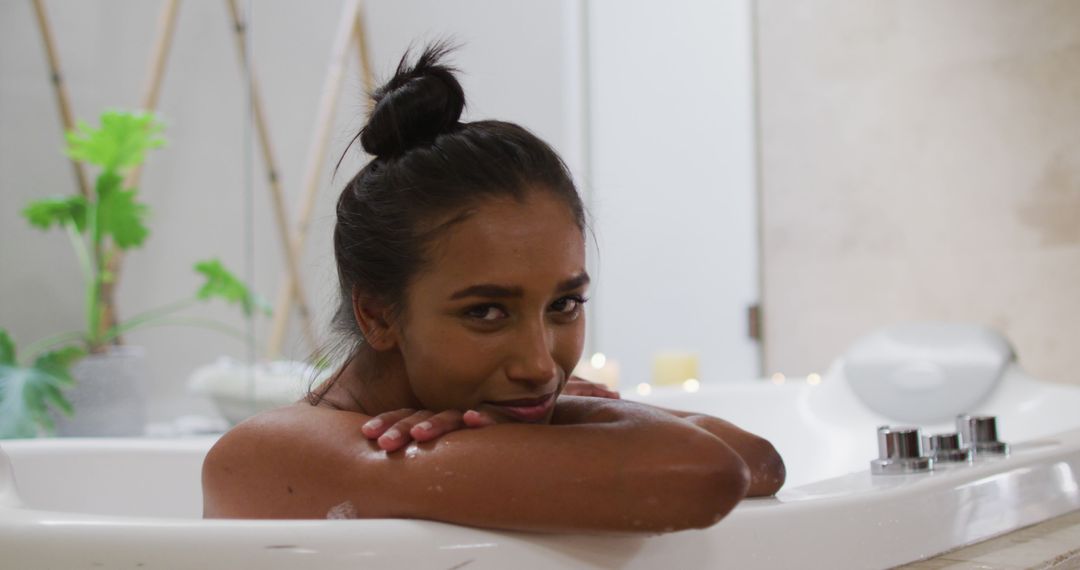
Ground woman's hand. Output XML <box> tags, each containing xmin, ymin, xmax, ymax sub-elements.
<box><xmin>362</xmin><ymin>376</ymin><xmax>617</xmax><ymax>452</ymax></box>
<box><xmin>562</xmin><ymin>376</ymin><xmax>620</xmax><ymax>399</ymax></box>
<box><xmin>361</xmin><ymin>408</ymin><xmax>498</xmax><ymax>452</ymax></box>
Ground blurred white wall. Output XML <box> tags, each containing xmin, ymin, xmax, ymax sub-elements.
<box><xmin>587</xmin><ymin>0</ymin><xmax>760</xmax><ymax>386</ymax></box>
<box><xmin>757</xmin><ymin>1</ymin><xmax>1080</xmax><ymax>384</ymax></box>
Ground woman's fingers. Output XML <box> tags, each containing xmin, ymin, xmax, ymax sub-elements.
<box><xmin>563</xmin><ymin>377</ymin><xmax>621</xmax><ymax>399</ymax></box>
<box><xmin>409</xmin><ymin>410</ymin><xmax>466</xmax><ymax>442</ymax></box>
<box><xmin>579</xmin><ymin>383</ymin><xmax>620</xmax><ymax>399</ymax></box>
<box><xmin>594</xmin><ymin>386</ymin><xmax>621</xmax><ymax>399</ymax></box>
<box><xmin>462</xmin><ymin>409</ymin><xmax>498</xmax><ymax>428</ymax></box>
<box><xmin>361</xmin><ymin>408</ymin><xmax>417</xmax><ymax>439</ymax></box>
<box><xmin>379</xmin><ymin>410</ymin><xmax>437</xmax><ymax>451</ymax></box>
<box><xmin>360</xmin><ymin>410</ymin><xmax>434</xmax><ymax>452</ymax></box>
<box><xmin>362</xmin><ymin>407</ymin><xmax>500</xmax><ymax>451</ymax></box>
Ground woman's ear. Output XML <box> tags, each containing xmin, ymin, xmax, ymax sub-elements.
<box><xmin>351</xmin><ymin>291</ymin><xmax>399</xmax><ymax>351</ymax></box>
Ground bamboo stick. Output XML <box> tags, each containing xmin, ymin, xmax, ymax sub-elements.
<box><xmin>354</xmin><ymin>0</ymin><xmax>376</xmax><ymax>97</ymax></box>
<box><xmin>225</xmin><ymin>0</ymin><xmax>319</xmax><ymax>354</ymax></box>
<box><xmin>31</xmin><ymin>0</ymin><xmax>106</xmax><ymax>349</ymax></box>
<box><xmin>266</xmin><ymin>0</ymin><xmax>363</xmax><ymax>357</ymax></box>
<box><xmin>30</xmin><ymin>0</ymin><xmax>91</xmax><ymax>199</ymax></box>
<box><xmin>126</xmin><ymin>0</ymin><xmax>180</xmax><ymax>190</ymax></box>
<box><xmin>103</xmin><ymin>0</ymin><xmax>183</xmax><ymax>345</ymax></box>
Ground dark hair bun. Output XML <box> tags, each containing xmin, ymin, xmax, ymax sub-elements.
<box><xmin>360</xmin><ymin>41</ymin><xmax>465</xmax><ymax>158</ymax></box>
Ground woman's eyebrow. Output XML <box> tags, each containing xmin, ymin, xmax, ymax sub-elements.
<box><xmin>448</xmin><ymin>272</ymin><xmax>590</xmax><ymax>301</ymax></box>
<box><xmin>556</xmin><ymin>272</ymin><xmax>590</xmax><ymax>292</ymax></box>
<box><xmin>449</xmin><ymin>284</ymin><xmax>524</xmax><ymax>300</ymax></box>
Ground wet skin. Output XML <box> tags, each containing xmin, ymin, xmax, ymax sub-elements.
<box><xmin>201</xmin><ymin>190</ymin><xmax>785</xmax><ymax>531</ymax></box>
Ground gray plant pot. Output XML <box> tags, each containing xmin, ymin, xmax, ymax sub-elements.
<box><xmin>52</xmin><ymin>345</ymin><xmax>148</xmax><ymax>437</ymax></box>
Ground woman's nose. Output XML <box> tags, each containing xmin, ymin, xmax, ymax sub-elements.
<box><xmin>506</xmin><ymin>323</ymin><xmax>559</xmax><ymax>386</ymax></box>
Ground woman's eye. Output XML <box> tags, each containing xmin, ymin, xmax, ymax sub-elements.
<box><xmin>550</xmin><ymin>295</ymin><xmax>587</xmax><ymax>315</ymax></box>
<box><xmin>465</xmin><ymin>304</ymin><xmax>507</xmax><ymax>321</ymax></box>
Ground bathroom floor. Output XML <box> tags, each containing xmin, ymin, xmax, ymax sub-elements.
<box><xmin>897</xmin><ymin>509</ymin><xmax>1080</xmax><ymax>569</ymax></box>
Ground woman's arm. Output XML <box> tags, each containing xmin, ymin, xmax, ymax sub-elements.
<box><xmin>359</xmin><ymin>400</ymin><xmax>784</xmax><ymax>496</ymax></box>
<box><xmin>202</xmin><ymin>396</ymin><xmax>751</xmax><ymax>533</ymax></box>
<box><xmin>652</xmin><ymin>407</ymin><xmax>785</xmax><ymax>497</ymax></box>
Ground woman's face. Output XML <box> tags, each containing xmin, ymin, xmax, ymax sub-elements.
<box><xmin>394</xmin><ymin>191</ymin><xmax>587</xmax><ymax>424</ymax></box>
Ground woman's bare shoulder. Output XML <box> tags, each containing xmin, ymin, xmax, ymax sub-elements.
<box><xmin>268</xmin><ymin>400</ymin><xmax>371</xmax><ymax>429</ymax></box>
<box><xmin>201</xmin><ymin>403</ymin><xmax>376</xmax><ymax>519</ymax></box>
<box><xmin>213</xmin><ymin>403</ymin><xmax>371</xmax><ymax>456</ymax></box>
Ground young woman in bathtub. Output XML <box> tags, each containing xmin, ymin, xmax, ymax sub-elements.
<box><xmin>202</xmin><ymin>43</ymin><xmax>785</xmax><ymax>532</ymax></box>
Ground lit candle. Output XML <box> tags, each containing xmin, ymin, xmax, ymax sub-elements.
<box><xmin>652</xmin><ymin>351</ymin><xmax>700</xmax><ymax>386</ymax></box>
<box><xmin>572</xmin><ymin>353</ymin><xmax>620</xmax><ymax>389</ymax></box>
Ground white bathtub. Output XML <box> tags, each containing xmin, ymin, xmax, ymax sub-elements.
<box><xmin>3</xmin><ymin>363</ymin><xmax>1080</xmax><ymax>569</ymax></box>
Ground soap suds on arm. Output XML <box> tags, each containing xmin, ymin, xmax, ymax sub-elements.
<box><xmin>326</xmin><ymin>501</ymin><xmax>359</xmax><ymax>519</ymax></box>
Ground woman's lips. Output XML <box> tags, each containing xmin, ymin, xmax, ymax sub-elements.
<box><xmin>484</xmin><ymin>392</ymin><xmax>556</xmax><ymax>422</ymax></box>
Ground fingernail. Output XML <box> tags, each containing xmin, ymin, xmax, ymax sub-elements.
<box><xmin>382</xmin><ymin>428</ymin><xmax>401</xmax><ymax>440</ymax></box>
<box><xmin>364</xmin><ymin>418</ymin><xmax>382</xmax><ymax>431</ymax></box>
<box><xmin>415</xmin><ymin>421</ymin><xmax>432</xmax><ymax>432</ymax></box>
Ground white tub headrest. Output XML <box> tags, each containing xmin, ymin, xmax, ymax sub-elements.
<box><xmin>841</xmin><ymin>322</ymin><xmax>1014</xmax><ymax>424</ymax></box>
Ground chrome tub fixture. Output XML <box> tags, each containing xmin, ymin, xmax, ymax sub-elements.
<box><xmin>957</xmin><ymin>415</ymin><xmax>1009</xmax><ymax>456</ymax></box>
<box><xmin>871</xmin><ymin>426</ymin><xmax>934</xmax><ymax>475</ymax></box>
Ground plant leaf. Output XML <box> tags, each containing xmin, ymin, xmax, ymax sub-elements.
<box><xmin>94</xmin><ymin>169</ymin><xmax>123</xmax><ymax>197</ymax></box>
<box><xmin>194</xmin><ymin>259</ymin><xmax>271</xmax><ymax>317</ymax></box>
<box><xmin>22</xmin><ymin>196</ymin><xmax>88</xmax><ymax>232</ymax></box>
<box><xmin>0</xmin><ymin>366</ymin><xmax>45</xmax><ymax>438</ymax></box>
<box><xmin>0</xmin><ymin>329</ymin><xmax>15</xmax><ymax>366</ymax></box>
<box><xmin>33</xmin><ymin>346</ymin><xmax>86</xmax><ymax>388</ymax></box>
<box><xmin>97</xmin><ymin>174</ymin><xmax>150</xmax><ymax>249</ymax></box>
<box><xmin>65</xmin><ymin>110</ymin><xmax>166</xmax><ymax>172</ymax></box>
<box><xmin>41</xmin><ymin>382</ymin><xmax>74</xmax><ymax>417</ymax></box>
<box><xmin>0</xmin><ymin>345</ymin><xmax>84</xmax><ymax>438</ymax></box>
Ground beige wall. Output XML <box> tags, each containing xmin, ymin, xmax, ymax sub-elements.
<box><xmin>757</xmin><ymin>1</ymin><xmax>1080</xmax><ymax>382</ymax></box>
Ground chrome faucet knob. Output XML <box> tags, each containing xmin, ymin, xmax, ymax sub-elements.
<box><xmin>871</xmin><ymin>426</ymin><xmax>933</xmax><ymax>474</ymax></box>
<box><xmin>956</xmin><ymin>415</ymin><xmax>1009</xmax><ymax>456</ymax></box>
<box><xmin>878</xmin><ymin>426</ymin><xmax>921</xmax><ymax>459</ymax></box>
<box><xmin>922</xmin><ymin>433</ymin><xmax>972</xmax><ymax>463</ymax></box>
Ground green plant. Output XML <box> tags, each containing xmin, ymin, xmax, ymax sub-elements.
<box><xmin>0</xmin><ymin>110</ymin><xmax>268</xmax><ymax>438</ymax></box>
